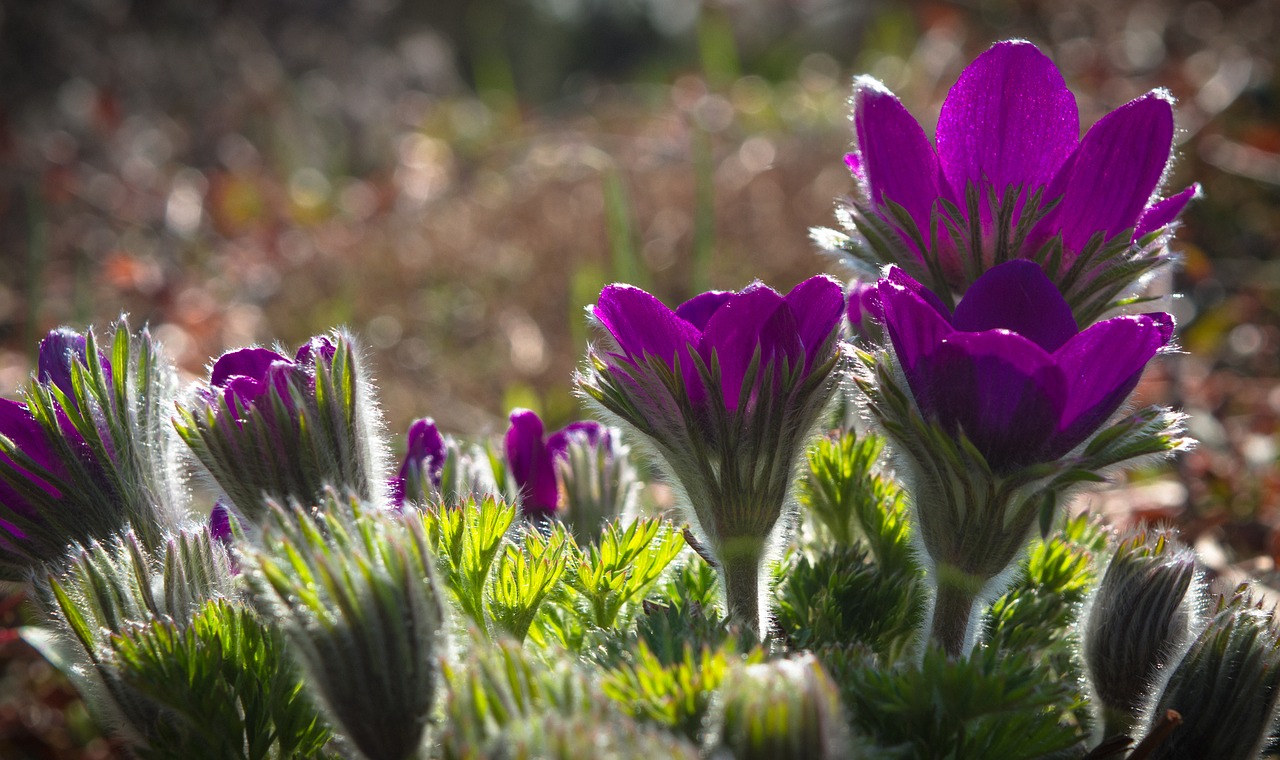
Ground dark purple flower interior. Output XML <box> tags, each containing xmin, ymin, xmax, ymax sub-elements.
<box><xmin>876</xmin><ymin>261</ymin><xmax>1172</xmax><ymax>471</ymax></box>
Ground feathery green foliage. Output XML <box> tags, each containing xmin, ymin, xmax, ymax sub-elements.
<box><xmin>107</xmin><ymin>599</ymin><xmax>333</xmax><ymax>760</ymax></box>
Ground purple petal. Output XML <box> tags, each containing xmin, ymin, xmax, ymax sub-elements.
<box><xmin>0</xmin><ymin>399</ymin><xmax>63</xmax><ymax>517</ymax></box>
<box><xmin>853</xmin><ymin>77</ymin><xmax>944</xmax><ymax>247</ymax></box>
<box><xmin>504</xmin><ymin>409</ymin><xmax>558</xmax><ymax>514</ymax></box>
<box><xmin>846</xmin><ymin>280</ymin><xmax>879</xmax><ymax>335</ymax></box>
<box><xmin>37</xmin><ymin>328</ymin><xmax>89</xmax><ymax>399</ymax></box>
<box><xmin>931</xmin><ymin>330</ymin><xmax>1067</xmax><ymax>472</ymax></box>
<box><xmin>1135</xmin><ymin>183</ymin><xmax>1199</xmax><ymax>240</ymax></box>
<box><xmin>295</xmin><ymin>335</ymin><xmax>337</xmax><ymax>368</ymax></box>
<box><xmin>676</xmin><ymin>291</ymin><xmax>734</xmax><ymax>331</ymax></box>
<box><xmin>875</xmin><ymin>269</ymin><xmax>955</xmax><ymax>413</ymax></box>
<box><xmin>843</xmin><ymin>152</ymin><xmax>863</xmax><ymax>179</ymax></box>
<box><xmin>936</xmin><ymin>41</ymin><xmax>1078</xmax><ymax>206</ymax></box>
<box><xmin>593</xmin><ymin>285</ymin><xmax>702</xmax><ymax>393</ymax></box>
<box><xmin>699</xmin><ymin>285</ymin><xmax>800</xmax><ymax>411</ymax></box>
<box><xmin>1041</xmin><ymin>91</ymin><xmax>1175</xmax><ymax>253</ymax></box>
<box><xmin>784</xmin><ymin>275</ymin><xmax>845</xmax><ymax>371</ymax></box>
<box><xmin>209</xmin><ymin>502</ymin><xmax>233</xmax><ymax>542</ymax></box>
<box><xmin>952</xmin><ymin>260</ymin><xmax>1077</xmax><ymax>352</ymax></box>
<box><xmin>211</xmin><ymin>347</ymin><xmax>290</xmax><ymax>388</ymax></box>
<box><xmin>547</xmin><ymin>420</ymin><xmax>606</xmax><ymax>460</ymax></box>
<box><xmin>402</xmin><ymin>418</ymin><xmax>447</xmax><ymax>486</ymax></box>
<box><xmin>1048</xmin><ymin>313</ymin><xmax>1173</xmax><ymax>457</ymax></box>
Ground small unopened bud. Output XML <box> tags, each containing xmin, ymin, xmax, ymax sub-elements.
<box><xmin>250</xmin><ymin>495</ymin><xmax>448</xmax><ymax>760</ymax></box>
<box><xmin>1142</xmin><ymin>586</ymin><xmax>1280</xmax><ymax>760</ymax></box>
<box><xmin>711</xmin><ymin>653</ymin><xmax>852</xmax><ymax>760</ymax></box>
<box><xmin>549</xmin><ymin>423</ymin><xmax>641</xmax><ymax>543</ymax></box>
<box><xmin>1082</xmin><ymin>527</ymin><xmax>1201</xmax><ymax>740</ymax></box>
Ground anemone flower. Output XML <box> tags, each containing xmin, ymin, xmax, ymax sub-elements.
<box><xmin>876</xmin><ymin>259</ymin><xmax>1172</xmax><ymax>474</ymax></box>
<box><xmin>390</xmin><ymin>418</ymin><xmax>448</xmax><ymax>509</ymax></box>
<box><xmin>828</xmin><ymin>40</ymin><xmax>1196</xmax><ymax>322</ymax></box>
<box><xmin>175</xmin><ymin>333</ymin><xmax>386</xmax><ymax>524</ymax></box>
<box><xmin>862</xmin><ymin>260</ymin><xmax>1186</xmax><ymax>657</ymax></box>
<box><xmin>580</xmin><ymin>276</ymin><xmax>845</xmax><ymax>636</ymax></box>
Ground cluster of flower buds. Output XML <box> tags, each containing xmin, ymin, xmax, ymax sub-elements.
<box><xmin>0</xmin><ymin>322</ymin><xmax>186</xmax><ymax>577</ymax></box>
<box><xmin>578</xmin><ymin>276</ymin><xmax>845</xmax><ymax>635</ymax></box>
<box><xmin>174</xmin><ymin>332</ymin><xmax>388</xmax><ymax>526</ymax></box>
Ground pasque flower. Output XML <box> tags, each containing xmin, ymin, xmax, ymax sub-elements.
<box><xmin>0</xmin><ymin>324</ymin><xmax>185</xmax><ymax>577</ymax></box>
<box><xmin>877</xmin><ymin>259</ymin><xmax>1173</xmax><ymax>473</ymax></box>
<box><xmin>175</xmin><ymin>332</ymin><xmax>388</xmax><ymax>524</ymax></box>
<box><xmin>859</xmin><ymin>260</ymin><xmax>1188</xmax><ymax>656</ymax></box>
<box><xmin>502</xmin><ymin>409</ymin><xmax>614</xmax><ymax>521</ymax></box>
<box><xmin>1082</xmin><ymin>527</ymin><xmax>1201</xmax><ymax>741</ymax></box>
<box><xmin>579</xmin><ymin>276</ymin><xmax>845</xmax><ymax>636</ymax></box>
<box><xmin>390</xmin><ymin>418</ymin><xmax>447</xmax><ymax>509</ymax></box>
<box><xmin>822</xmin><ymin>40</ymin><xmax>1196</xmax><ymax>324</ymax></box>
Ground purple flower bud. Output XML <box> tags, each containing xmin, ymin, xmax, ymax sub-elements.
<box><xmin>37</xmin><ymin>328</ymin><xmax>90</xmax><ymax>400</ymax></box>
<box><xmin>177</xmin><ymin>333</ymin><xmax>388</xmax><ymax>523</ymax></box>
<box><xmin>0</xmin><ymin>399</ymin><xmax>64</xmax><ymax>541</ymax></box>
<box><xmin>294</xmin><ymin>335</ymin><xmax>337</xmax><ymax>368</ymax></box>
<box><xmin>845</xmin><ymin>280</ymin><xmax>880</xmax><ymax>337</ymax></box>
<box><xmin>503</xmin><ymin>409</ymin><xmax>561</xmax><ymax>516</ymax></box>
<box><xmin>391</xmin><ymin>417</ymin><xmax>447</xmax><ymax>509</ymax></box>
<box><xmin>875</xmin><ymin>260</ymin><xmax>1172</xmax><ymax>474</ymax></box>
<box><xmin>580</xmin><ymin>276</ymin><xmax>846</xmax><ymax>635</ymax></box>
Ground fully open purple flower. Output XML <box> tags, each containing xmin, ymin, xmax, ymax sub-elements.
<box><xmin>837</xmin><ymin>40</ymin><xmax>1196</xmax><ymax>317</ymax></box>
<box><xmin>876</xmin><ymin>260</ymin><xmax>1173</xmax><ymax>473</ymax></box>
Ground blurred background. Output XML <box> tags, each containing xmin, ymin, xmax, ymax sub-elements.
<box><xmin>1</xmin><ymin>0</ymin><xmax>1278</xmax><ymax>755</ymax></box>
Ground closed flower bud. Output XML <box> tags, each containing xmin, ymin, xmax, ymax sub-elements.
<box><xmin>0</xmin><ymin>322</ymin><xmax>186</xmax><ymax>577</ymax></box>
<box><xmin>1142</xmin><ymin>587</ymin><xmax>1280</xmax><ymax>760</ymax></box>
<box><xmin>549</xmin><ymin>422</ymin><xmax>641</xmax><ymax>544</ymax></box>
<box><xmin>711</xmin><ymin>654</ymin><xmax>852</xmax><ymax>760</ymax></box>
<box><xmin>1082</xmin><ymin>527</ymin><xmax>1201</xmax><ymax>739</ymax></box>
<box><xmin>250</xmin><ymin>495</ymin><xmax>448</xmax><ymax>760</ymax></box>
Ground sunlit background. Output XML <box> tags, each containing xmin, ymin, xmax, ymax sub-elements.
<box><xmin>2</xmin><ymin>0</ymin><xmax>1279</xmax><ymax>754</ymax></box>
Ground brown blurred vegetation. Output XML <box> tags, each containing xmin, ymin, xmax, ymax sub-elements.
<box><xmin>1</xmin><ymin>0</ymin><xmax>1280</xmax><ymax>755</ymax></box>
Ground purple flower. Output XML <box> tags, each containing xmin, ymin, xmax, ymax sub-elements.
<box><xmin>844</xmin><ymin>40</ymin><xmax>1195</xmax><ymax>301</ymax></box>
<box><xmin>875</xmin><ymin>260</ymin><xmax>1173</xmax><ymax>473</ymax></box>
<box><xmin>582</xmin><ymin>276</ymin><xmax>845</xmax><ymax>635</ymax></box>
<box><xmin>391</xmin><ymin>417</ymin><xmax>447</xmax><ymax>508</ymax></box>
<box><xmin>504</xmin><ymin>411</ymin><xmax>605</xmax><ymax>517</ymax></box>
<box><xmin>592</xmin><ymin>276</ymin><xmax>844</xmax><ymax>414</ymax></box>
<box><xmin>177</xmin><ymin>333</ymin><xmax>384</xmax><ymax>523</ymax></box>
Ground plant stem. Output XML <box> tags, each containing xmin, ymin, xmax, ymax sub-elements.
<box><xmin>719</xmin><ymin>536</ymin><xmax>765</xmax><ymax>639</ymax></box>
<box><xmin>929</xmin><ymin>579</ymin><xmax>977</xmax><ymax>657</ymax></box>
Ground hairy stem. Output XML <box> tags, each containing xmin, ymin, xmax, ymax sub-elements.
<box><xmin>719</xmin><ymin>536</ymin><xmax>766</xmax><ymax>639</ymax></box>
